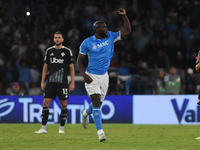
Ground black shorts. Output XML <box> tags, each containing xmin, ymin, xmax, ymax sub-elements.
<box><xmin>44</xmin><ymin>83</ymin><xmax>69</xmax><ymax>100</ymax></box>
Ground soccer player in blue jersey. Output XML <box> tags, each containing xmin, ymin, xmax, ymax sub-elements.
<box><xmin>77</xmin><ymin>8</ymin><xmax>131</xmax><ymax>142</ymax></box>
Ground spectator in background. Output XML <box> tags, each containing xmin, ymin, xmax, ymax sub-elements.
<box><xmin>67</xmin><ymin>24</ymin><xmax>80</xmax><ymax>45</ymax></box>
<box><xmin>132</xmin><ymin>25</ymin><xmax>154</xmax><ymax>57</ymax></box>
<box><xmin>26</xmin><ymin>42</ymin><xmax>44</xmax><ymax>72</ymax></box>
<box><xmin>118</xmin><ymin>60</ymin><xmax>131</xmax><ymax>95</ymax></box>
<box><xmin>16</xmin><ymin>57</ymin><xmax>32</xmax><ymax>89</ymax></box>
<box><xmin>6</xmin><ymin>82</ymin><xmax>26</xmax><ymax>96</ymax></box>
<box><xmin>38</xmin><ymin>38</ymin><xmax>49</xmax><ymax>56</ymax></box>
<box><xmin>5</xmin><ymin>61</ymin><xmax>18</xmax><ymax>87</ymax></box>
<box><xmin>28</xmin><ymin>82</ymin><xmax>42</xmax><ymax>95</ymax></box>
<box><xmin>164</xmin><ymin>66</ymin><xmax>185</xmax><ymax>94</ymax></box>
<box><xmin>30</xmin><ymin>64</ymin><xmax>41</xmax><ymax>84</ymax></box>
<box><xmin>118</xmin><ymin>60</ymin><xmax>130</xmax><ymax>76</ymax></box>
<box><xmin>153</xmin><ymin>69</ymin><xmax>166</xmax><ymax>94</ymax></box>
<box><xmin>186</xmin><ymin>40</ymin><xmax>196</xmax><ymax>61</ymax></box>
<box><xmin>182</xmin><ymin>20</ymin><xmax>193</xmax><ymax>41</ymax></box>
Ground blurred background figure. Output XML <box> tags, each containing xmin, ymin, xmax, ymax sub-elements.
<box><xmin>118</xmin><ymin>60</ymin><xmax>131</xmax><ymax>95</ymax></box>
<box><xmin>28</xmin><ymin>82</ymin><xmax>42</xmax><ymax>95</ymax></box>
<box><xmin>16</xmin><ymin>57</ymin><xmax>32</xmax><ymax>90</ymax></box>
<box><xmin>164</xmin><ymin>66</ymin><xmax>185</xmax><ymax>94</ymax></box>
<box><xmin>153</xmin><ymin>69</ymin><xmax>166</xmax><ymax>94</ymax></box>
<box><xmin>6</xmin><ymin>82</ymin><xmax>26</xmax><ymax>96</ymax></box>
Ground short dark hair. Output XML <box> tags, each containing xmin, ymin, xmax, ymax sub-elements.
<box><xmin>54</xmin><ymin>31</ymin><xmax>63</xmax><ymax>37</ymax></box>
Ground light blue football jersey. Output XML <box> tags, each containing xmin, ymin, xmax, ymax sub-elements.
<box><xmin>79</xmin><ymin>31</ymin><xmax>121</xmax><ymax>75</ymax></box>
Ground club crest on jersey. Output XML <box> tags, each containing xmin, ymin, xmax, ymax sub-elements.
<box><xmin>92</xmin><ymin>44</ymin><xmax>97</xmax><ymax>50</ymax></box>
<box><xmin>61</xmin><ymin>52</ymin><xmax>65</xmax><ymax>57</ymax></box>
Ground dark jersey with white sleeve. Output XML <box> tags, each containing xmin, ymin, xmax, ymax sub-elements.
<box><xmin>44</xmin><ymin>46</ymin><xmax>74</xmax><ymax>84</ymax></box>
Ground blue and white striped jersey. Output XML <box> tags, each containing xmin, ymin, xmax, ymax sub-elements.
<box><xmin>79</xmin><ymin>31</ymin><xmax>121</xmax><ymax>75</ymax></box>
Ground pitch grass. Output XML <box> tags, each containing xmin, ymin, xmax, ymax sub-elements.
<box><xmin>0</xmin><ymin>124</ymin><xmax>200</xmax><ymax>150</ymax></box>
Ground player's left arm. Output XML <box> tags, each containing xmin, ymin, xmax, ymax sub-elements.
<box><xmin>196</xmin><ymin>55</ymin><xmax>200</xmax><ymax>72</ymax></box>
<box><xmin>118</xmin><ymin>8</ymin><xmax>132</xmax><ymax>39</ymax></box>
<box><xmin>69</xmin><ymin>63</ymin><xmax>75</xmax><ymax>92</ymax></box>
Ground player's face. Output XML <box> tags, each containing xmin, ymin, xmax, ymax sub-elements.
<box><xmin>98</xmin><ymin>23</ymin><xmax>108</xmax><ymax>38</ymax></box>
<box><xmin>53</xmin><ymin>34</ymin><xmax>64</xmax><ymax>46</ymax></box>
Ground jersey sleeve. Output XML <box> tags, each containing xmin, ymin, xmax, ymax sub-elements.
<box><xmin>44</xmin><ymin>49</ymin><xmax>50</xmax><ymax>64</ymax></box>
<box><xmin>68</xmin><ymin>49</ymin><xmax>74</xmax><ymax>64</ymax></box>
<box><xmin>109</xmin><ymin>31</ymin><xmax>121</xmax><ymax>43</ymax></box>
<box><xmin>79</xmin><ymin>40</ymin><xmax>88</xmax><ymax>55</ymax></box>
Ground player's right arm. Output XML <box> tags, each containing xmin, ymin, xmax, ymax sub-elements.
<box><xmin>77</xmin><ymin>40</ymin><xmax>93</xmax><ymax>84</ymax></box>
<box><xmin>41</xmin><ymin>49</ymin><xmax>50</xmax><ymax>90</ymax></box>
<box><xmin>77</xmin><ymin>54</ymin><xmax>93</xmax><ymax>84</ymax></box>
<box><xmin>41</xmin><ymin>63</ymin><xmax>48</xmax><ymax>90</ymax></box>
<box><xmin>196</xmin><ymin>55</ymin><xmax>200</xmax><ymax>72</ymax></box>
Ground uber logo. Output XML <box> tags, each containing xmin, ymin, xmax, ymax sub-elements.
<box><xmin>50</xmin><ymin>57</ymin><xmax>64</xmax><ymax>64</ymax></box>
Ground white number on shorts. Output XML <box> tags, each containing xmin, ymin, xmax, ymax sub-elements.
<box><xmin>62</xmin><ymin>88</ymin><xmax>68</xmax><ymax>98</ymax></box>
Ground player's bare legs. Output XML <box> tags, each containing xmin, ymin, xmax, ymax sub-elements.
<box><xmin>35</xmin><ymin>98</ymin><xmax>51</xmax><ymax>134</ymax></box>
<box><xmin>59</xmin><ymin>100</ymin><xmax>68</xmax><ymax>133</ymax></box>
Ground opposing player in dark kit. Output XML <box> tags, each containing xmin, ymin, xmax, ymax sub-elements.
<box><xmin>35</xmin><ymin>31</ymin><xmax>75</xmax><ymax>134</ymax></box>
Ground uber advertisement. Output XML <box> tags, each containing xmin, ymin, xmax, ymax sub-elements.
<box><xmin>0</xmin><ymin>96</ymin><xmax>133</xmax><ymax>123</ymax></box>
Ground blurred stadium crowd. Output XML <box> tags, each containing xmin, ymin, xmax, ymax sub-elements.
<box><xmin>0</xmin><ymin>0</ymin><xmax>200</xmax><ymax>95</ymax></box>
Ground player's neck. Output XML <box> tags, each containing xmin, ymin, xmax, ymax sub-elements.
<box><xmin>55</xmin><ymin>44</ymin><xmax>63</xmax><ymax>49</ymax></box>
<box><xmin>95</xmin><ymin>34</ymin><xmax>103</xmax><ymax>40</ymax></box>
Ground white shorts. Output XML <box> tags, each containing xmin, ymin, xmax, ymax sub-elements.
<box><xmin>85</xmin><ymin>72</ymin><xmax>109</xmax><ymax>102</ymax></box>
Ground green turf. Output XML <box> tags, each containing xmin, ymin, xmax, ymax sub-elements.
<box><xmin>0</xmin><ymin>124</ymin><xmax>200</xmax><ymax>150</ymax></box>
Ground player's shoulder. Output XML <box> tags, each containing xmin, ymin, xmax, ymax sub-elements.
<box><xmin>45</xmin><ymin>46</ymin><xmax>55</xmax><ymax>54</ymax></box>
<box><xmin>62</xmin><ymin>46</ymin><xmax>71</xmax><ymax>51</ymax></box>
<box><xmin>62</xmin><ymin>46</ymin><xmax>73</xmax><ymax>55</ymax></box>
<box><xmin>108</xmin><ymin>30</ymin><xmax>119</xmax><ymax>36</ymax></box>
<box><xmin>83</xmin><ymin>35</ymin><xmax>95</xmax><ymax>43</ymax></box>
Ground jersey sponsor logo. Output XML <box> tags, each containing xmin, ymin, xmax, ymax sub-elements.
<box><xmin>50</xmin><ymin>53</ymin><xmax>54</xmax><ymax>56</ymax></box>
<box><xmin>97</xmin><ymin>40</ymin><xmax>109</xmax><ymax>48</ymax></box>
<box><xmin>61</xmin><ymin>52</ymin><xmax>65</xmax><ymax>57</ymax></box>
<box><xmin>0</xmin><ymin>98</ymin><xmax>15</xmax><ymax>119</ymax></box>
<box><xmin>92</xmin><ymin>40</ymin><xmax>109</xmax><ymax>49</ymax></box>
<box><xmin>50</xmin><ymin>57</ymin><xmax>64</xmax><ymax>64</ymax></box>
